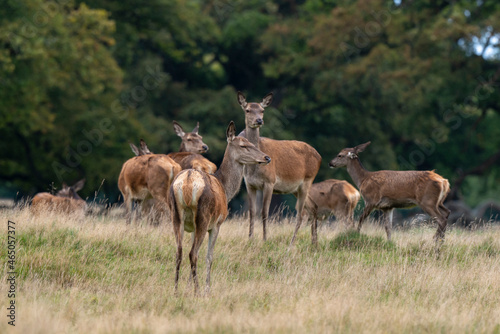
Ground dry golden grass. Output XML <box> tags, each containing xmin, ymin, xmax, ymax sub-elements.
<box><xmin>1</xmin><ymin>206</ymin><xmax>500</xmax><ymax>333</ymax></box>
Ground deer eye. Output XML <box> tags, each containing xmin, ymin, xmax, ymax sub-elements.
<box><xmin>338</xmin><ymin>155</ymin><xmax>341</xmax><ymax>158</ymax></box>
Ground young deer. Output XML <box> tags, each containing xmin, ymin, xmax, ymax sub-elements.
<box><xmin>167</xmin><ymin>121</ymin><xmax>217</xmax><ymax>174</ymax></box>
<box><xmin>237</xmin><ymin>92</ymin><xmax>322</xmax><ymax>244</ymax></box>
<box><xmin>31</xmin><ymin>179</ymin><xmax>87</xmax><ymax>216</ymax></box>
<box><xmin>304</xmin><ymin>179</ymin><xmax>360</xmax><ymax>244</ymax></box>
<box><xmin>168</xmin><ymin>121</ymin><xmax>271</xmax><ymax>294</ymax></box>
<box><xmin>329</xmin><ymin>142</ymin><xmax>451</xmax><ymax>241</ymax></box>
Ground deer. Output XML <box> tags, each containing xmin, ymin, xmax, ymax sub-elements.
<box><xmin>328</xmin><ymin>141</ymin><xmax>451</xmax><ymax>242</ymax></box>
<box><xmin>168</xmin><ymin>121</ymin><xmax>271</xmax><ymax>294</ymax></box>
<box><xmin>118</xmin><ymin>147</ymin><xmax>181</xmax><ymax>224</ymax></box>
<box><xmin>167</xmin><ymin>121</ymin><xmax>217</xmax><ymax>174</ymax></box>
<box><xmin>304</xmin><ymin>179</ymin><xmax>360</xmax><ymax>243</ymax></box>
<box><xmin>31</xmin><ymin>179</ymin><xmax>87</xmax><ymax>216</ymax></box>
<box><xmin>237</xmin><ymin>92</ymin><xmax>322</xmax><ymax>245</ymax></box>
<box><xmin>122</xmin><ymin>121</ymin><xmax>216</xmax><ymax>224</ymax></box>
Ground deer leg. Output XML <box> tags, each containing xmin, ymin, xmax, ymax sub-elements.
<box><xmin>439</xmin><ymin>203</ymin><xmax>451</xmax><ymax>219</ymax></box>
<box><xmin>382</xmin><ymin>209</ymin><xmax>394</xmax><ymax>241</ymax></box>
<box><xmin>357</xmin><ymin>204</ymin><xmax>374</xmax><ymax>233</ymax></box>
<box><xmin>124</xmin><ymin>194</ymin><xmax>133</xmax><ymax>224</ymax></box>
<box><xmin>172</xmin><ymin>211</ymin><xmax>183</xmax><ymax>294</ymax></box>
<box><xmin>311</xmin><ymin>215</ymin><xmax>318</xmax><ymax>247</ymax></box>
<box><xmin>246</xmin><ymin>185</ymin><xmax>257</xmax><ymax>238</ymax></box>
<box><xmin>348</xmin><ymin>201</ymin><xmax>357</xmax><ymax>228</ymax></box>
<box><xmin>206</xmin><ymin>225</ymin><xmax>220</xmax><ymax>294</ymax></box>
<box><xmin>290</xmin><ymin>183</ymin><xmax>311</xmax><ymax>246</ymax></box>
<box><xmin>422</xmin><ymin>204</ymin><xmax>448</xmax><ymax>242</ymax></box>
<box><xmin>261</xmin><ymin>184</ymin><xmax>273</xmax><ymax>241</ymax></box>
<box><xmin>189</xmin><ymin>225</ymin><xmax>206</xmax><ymax>295</ymax></box>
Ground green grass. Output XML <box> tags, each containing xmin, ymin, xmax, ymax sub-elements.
<box><xmin>1</xmin><ymin>208</ymin><xmax>500</xmax><ymax>333</ymax></box>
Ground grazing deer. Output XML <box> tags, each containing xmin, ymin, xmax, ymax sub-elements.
<box><xmin>237</xmin><ymin>92</ymin><xmax>322</xmax><ymax>244</ymax></box>
<box><xmin>167</xmin><ymin>121</ymin><xmax>217</xmax><ymax>174</ymax></box>
<box><xmin>31</xmin><ymin>179</ymin><xmax>87</xmax><ymax>216</ymax></box>
<box><xmin>168</xmin><ymin>121</ymin><xmax>271</xmax><ymax>294</ymax></box>
<box><xmin>304</xmin><ymin>179</ymin><xmax>360</xmax><ymax>244</ymax></box>
<box><xmin>329</xmin><ymin>142</ymin><xmax>451</xmax><ymax>241</ymax></box>
<box><xmin>118</xmin><ymin>148</ymin><xmax>181</xmax><ymax>224</ymax></box>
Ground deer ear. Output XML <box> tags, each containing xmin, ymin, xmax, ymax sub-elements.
<box><xmin>192</xmin><ymin>122</ymin><xmax>199</xmax><ymax>135</ymax></box>
<box><xmin>72</xmin><ymin>179</ymin><xmax>85</xmax><ymax>192</ymax></box>
<box><xmin>130</xmin><ymin>143</ymin><xmax>140</xmax><ymax>156</ymax></box>
<box><xmin>172</xmin><ymin>121</ymin><xmax>185</xmax><ymax>137</ymax></box>
<box><xmin>237</xmin><ymin>91</ymin><xmax>248</xmax><ymax>108</ymax></box>
<box><xmin>226</xmin><ymin>121</ymin><xmax>236</xmax><ymax>142</ymax></box>
<box><xmin>354</xmin><ymin>141</ymin><xmax>371</xmax><ymax>154</ymax></box>
<box><xmin>140</xmin><ymin>139</ymin><xmax>151</xmax><ymax>154</ymax></box>
<box><xmin>260</xmin><ymin>92</ymin><xmax>273</xmax><ymax>108</ymax></box>
<box><xmin>347</xmin><ymin>152</ymin><xmax>358</xmax><ymax>159</ymax></box>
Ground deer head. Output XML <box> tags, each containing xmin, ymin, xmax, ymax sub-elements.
<box><xmin>57</xmin><ymin>179</ymin><xmax>85</xmax><ymax>200</ymax></box>
<box><xmin>173</xmin><ymin>121</ymin><xmax>209</xmax><ymax>153</ymax></box>
<box><xmin>329</xmin><ymin>142</ymin><xmax>371</xmax><ymax>168</ymax></box>
<box><xmin>237</xmin><ymin>91</ymin><xmax>273</xmax><ymax>129</ymax></box>
<box><xmin>226</xmin><ymin>121</ymin><xmax>271</xmax><ymax>165</ymax></box>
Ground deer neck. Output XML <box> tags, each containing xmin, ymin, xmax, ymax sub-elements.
<box><xmin>245</xmin><ymin>125</ymin><xmax>261</xmax><ymax>148</ymax></box>
<box><xmin>346</xmin><ymin>158</ymin><xmax>369</xmax><ymax>189</ymax></box>
<box><xmin>214</xmin><ymin>149</ymin><xmax>244</xmax><ymax>203</ymax></box>
<box><xmin>178</xmin><ymin>143</ymin><xmax>187</xmax><ymax>152</ymax></box>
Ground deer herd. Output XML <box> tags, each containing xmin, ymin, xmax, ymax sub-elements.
<box><xmin>31</xmin><ymin>91</ymin><xmax>451</xmax><ymax>294</ymax></box>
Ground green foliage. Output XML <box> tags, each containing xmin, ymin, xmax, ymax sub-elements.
<box><xmin>1</xmin><ymin>0</ymin><xmax>499</xmax><ymax>207</ymax></box>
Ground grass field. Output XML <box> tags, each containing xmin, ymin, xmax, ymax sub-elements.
<box><xmin>1</xmin><ymin>207</ymin><xmax>500</xmax><ymax>333</ymax></box>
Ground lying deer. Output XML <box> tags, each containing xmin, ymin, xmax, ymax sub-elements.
<box><xmin>329</xmin><ymin>142</ymin><xmax>451</xmax><ymax>241</ymax></box>
<box><xmin>168</xmin><ymin>121</ymin><xmax>271</xmax><ymax>294</ymax></box>
<box><xmin>237</xmin><ymin>92</ymin><xmax>322</xmax><ymax>244</ymax></box>
<box><xmin>31</xmin><ymin>179</ymin><xmax>87</xmax><ymax>216</ymax></box>
<box><xmin>304</xmin><ymin>179</ymin><xmax>360</xmax><ymax>244</ymax></box>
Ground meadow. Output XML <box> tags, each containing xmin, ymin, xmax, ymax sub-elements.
<box><xmin>1</xmin><ymin>206</ymin><xmax>500</xmax><ymax>334</ymax></box>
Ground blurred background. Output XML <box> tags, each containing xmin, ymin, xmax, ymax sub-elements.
<box><xmin>1</xmin><ymin>0</ymin><xmax>499</xmax><ymax>221</ymax></box>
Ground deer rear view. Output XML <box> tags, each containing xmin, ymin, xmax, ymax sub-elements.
<box><xmin>168</xmin><ymin>121</ymin><xmax>270</xmax><ymax>294</ymax></box>
<box><xmin>118</xmin><ymin>148</ymin><xmax>181</xmax><ymax>224</ymax></box>
<box><xmin>329</xmin><ymin>142</ymin><xmax>450</xmax><ymax>242</ymax></box>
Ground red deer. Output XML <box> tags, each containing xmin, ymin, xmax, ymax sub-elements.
<box><xmin>237</xmin><ymin>92</ymin><xmax>322</xmax><ymax>244</ymax></box>
<box><xmin>305</xmin><ymin>179</ymin><xmax>360</xmax><ymax>244</ymax></box>
<box><xmin>167</xmin><ymin>121</ymin><xmax>217</xmax><ymax>174</ymax></box>
<box><xmin>123</xmin><ymin>123</ymin><xmax>215</xmax><ymax>224</ymax></box>
<box><xmin>168</xmin><ymin>121</ymin><xmax>271</xmax><ymax>294</ymax></box>
<box><xmin>118</xmin><ymin>148</ymin><xmax>181</xmax><ymax>224</ymax></box>
<box><xmin>329</xmin><ymin>142</ymin><xmax>451</xmax><ymax>242</ymax></box>
<box><xmin>31</xmin><ymin>179</ymin><xmax>87</xmax><ymax>216</ymax></box>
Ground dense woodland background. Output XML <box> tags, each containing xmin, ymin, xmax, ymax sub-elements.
<box><xmin>1</xmin><ymin>0</ymin><xmax>499</xmax><ymax>212</ymax></box>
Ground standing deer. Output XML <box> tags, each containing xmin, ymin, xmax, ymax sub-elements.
<box><xmin>123</xmin><ymin>122</ymin><xmax>215</xmax><ymax>224</ymax></box>
<box><xmin>31</xmin><ymin>179</ymin><xmax>87</xmax><ymax>216</ymax></box>
<box><xmin>237</xmin><ymin>92</ymin><xmax>322</xmax><ymax>244</ymax></box>
<box><xmin>304</xmin><ymin>179</ymin><xmax>360</xmax><ymax>244</ymax></box>
<box><xmin>168</xmin><ymin>121</ymin><xmax>271</xmax><ymax>294</ymax></box>
<box><xmin>118</xmin><ymin>149</ymin><xmax>181</xmax><ymax>224</ymax></box>
<box><xmin>329</xmin><ymin>142</ymin><xmax>451</xmax><ymax>242</ymax></box>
